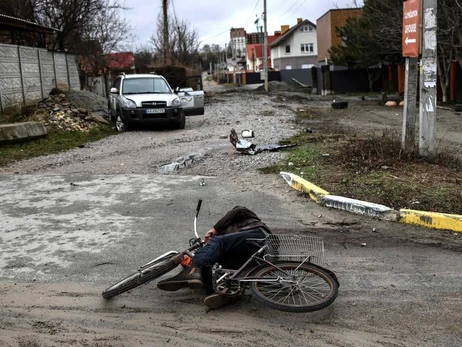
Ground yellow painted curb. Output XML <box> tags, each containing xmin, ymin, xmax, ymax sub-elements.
<box><xmin>280</xmin><ymin>172</ymin><xmax>329</xmax><ymax>203</ymax></box>
<box><xmin>399</xmin><ymin>209</ymin><xmax>462</xmax><ymax>233</ymax></box>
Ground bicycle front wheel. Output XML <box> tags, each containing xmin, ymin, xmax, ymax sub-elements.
<box><xmin>249</xmin><ymin>262</ymin><xmax>338</xmax><ymax>312</ymax></box>
<box><xmin>102</xmin><ymin>254</ymin><xmax>178</xmax><ymax>299</ymax></box>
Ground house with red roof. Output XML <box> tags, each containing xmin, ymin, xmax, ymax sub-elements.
<box><xmin>245</xmin><ymin>32</ymin><xmax>281</xmax><ymax>72</ymax></box>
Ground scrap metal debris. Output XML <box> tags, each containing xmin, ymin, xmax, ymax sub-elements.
<box><xmin>229</xmin><ymin>128</ymin><xmax>296</xmax><ymax>155</ymax></box>
<box><xmin>157</xmin><ymin>153</ymin><xmax>203</xmax><ymax>173</ymax></box>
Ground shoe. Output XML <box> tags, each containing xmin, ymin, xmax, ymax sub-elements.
<box><xmin>203</xmin><ymin>293</ymin><xmax>235</xmax><ymax>309</ymax></box>
<box><xmin>157</xmin><ymin>264</ymin><xmax>203</xmax><ymax>291</ymax></box>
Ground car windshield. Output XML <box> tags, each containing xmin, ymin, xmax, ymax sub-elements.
<box><xmin>122</xmin><ymin>77</ymin><xmax>171</xmax><ymax>94</ymax></box>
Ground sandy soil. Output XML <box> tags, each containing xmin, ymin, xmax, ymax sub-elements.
<box><xmin>1</xmin><ymin>225</ymin><xmax>461</xmax><ymax>347</ymax></box>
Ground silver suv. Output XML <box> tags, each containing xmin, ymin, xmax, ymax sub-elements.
<box><xmin>108</xmin><ymin>73</ymin><xmax>188</xmax><ymax>132</ymax></box>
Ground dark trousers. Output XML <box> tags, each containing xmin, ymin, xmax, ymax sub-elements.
<box><xmin>193</xmin><ymin>228</ymin><xmax>267</xmax><ymax>268</ymax></box>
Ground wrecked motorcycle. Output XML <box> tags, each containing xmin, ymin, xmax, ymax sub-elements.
<box><xmin>102</xmin><ymin>200</ymin><xmax>339</xmax><ymax>312</ymax></box>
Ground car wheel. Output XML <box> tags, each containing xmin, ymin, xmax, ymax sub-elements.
<box><xmin>175</xmin><ymin>112</ymin><xmax>186</xmax><ymax>129</ymax></box>
<box><xmin>455</xmin><ymin>104</ymin><xmax>462</xmax><ymax>112</ymax></box>
<box><xmin>115</xmin><ymin>112</ymin><xmax>128</xmax><ymax>133</ymax></box>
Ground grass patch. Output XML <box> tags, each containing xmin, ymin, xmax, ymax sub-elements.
<box><xmin>261</xmin><ymin>117</ymin><xmax>462</xmax><ymax>215</ymax></box>
<box><xmin>0</xmin><ymin>125</ymin><xmax>116</xmax><ymax>167</ymax></box>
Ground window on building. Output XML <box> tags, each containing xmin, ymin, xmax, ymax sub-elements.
<box><xmin>285</xmin><ymin>65</ymin><xmax>292</xmax><ymax>70</ymax></box>
<box><xmin>300</xmin><ymin>26</ymin><xmax>313</xmax><ymax>32</ymax></box>
<box><xmin>301</xmin><ymin>43</ymin><xmax>314</xmax><ymax>53</ymax></box>
<box><xmin>301</xmin><ymin>64</ymin><xmax>314</xmax><ymax>69</ymax></box>
<box><xmin>285</xmin><ymin>45</ymin><xmax>290</xmax><ymax>54</ymax></box>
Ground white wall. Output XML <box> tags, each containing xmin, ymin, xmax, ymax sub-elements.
<box><xmin>271</xmin><ymin>22</ymin><xmax>318</xmax><ymax>69</ymax></box>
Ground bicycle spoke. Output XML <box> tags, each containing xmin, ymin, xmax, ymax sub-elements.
<box><xmin>254</xmin><ymin>266</ymin><xmax>333</xmax><ymax>307</ymax></box>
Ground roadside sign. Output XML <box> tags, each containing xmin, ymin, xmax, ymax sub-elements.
<box><xmin>402</xmin><ymin>0</ymin><xmax>421</xmax><ymax>57</ymax></box>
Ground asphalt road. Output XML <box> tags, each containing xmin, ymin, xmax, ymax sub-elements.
<box><xmin>0</xmin><ymin>173</ymin><xmax>315</xmax><ymax>283</ymax></box>
<box><xmin>1</xmin><ymin>84</ymin><xmax>461</xmax><ymax>346</ymax></box>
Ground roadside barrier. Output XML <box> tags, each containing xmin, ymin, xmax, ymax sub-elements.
<box><xmin>281</xmin><ymin>171</ymin><xmax>462</xmax><ymax>233</ymax></box>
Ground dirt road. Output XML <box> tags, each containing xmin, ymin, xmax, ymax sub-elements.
<box><xmin>1</xmin><ymin>81</ymin><xmax>461</xmax><ymax>347</ymax></box>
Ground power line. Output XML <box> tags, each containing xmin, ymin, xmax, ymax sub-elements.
<box><xmin>201</xmin><ymin>28</ymin><xmax>232</xmax><ymax>43</ymax></box>
<box><xmin>280</xmin><ymin>0</ymin><xmax>307</xmax><ymax>22</ymax></box>
<box><xmin>202</xmin><ymin>0</ymin><xmax>260</xmax><ymax>44</ymax></box>
<box><xmin>279</xmin><ymin>0</ymin><xmax>304</xmax><ymax>18</ymax></box>
<box><xmin>242</xmin><ymin>0</ymin><xmax>261</xmax><ymax>28</ymax></box>
<box><xmin>268</xmin><ymin>0</ymin><xmax>285</xmax><ymax>12</ymax></box>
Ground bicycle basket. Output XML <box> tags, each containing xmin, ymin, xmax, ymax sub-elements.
<box><xmin>264</xmin><ymin>234</ymin><xmax>325</xmax><ymax>266</ymax></box>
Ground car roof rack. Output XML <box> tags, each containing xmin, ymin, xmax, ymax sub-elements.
<box><xmin>120</xmin><ymin>72</ymin><xmax>126</xmax><ymax>76</ymax></box>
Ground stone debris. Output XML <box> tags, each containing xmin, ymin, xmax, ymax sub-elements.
<box><xmin>32</xmin><ymin>93</ymin><xmax>109</xmax><ymax>132</ymax></box>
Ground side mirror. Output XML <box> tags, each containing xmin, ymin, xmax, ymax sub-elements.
<box><xmin>174</xmin><ymin>86</ymin><xmax>180</xmax><ymax>93</ymax></box>
<box><xmin>110</xmin><ymin>87</ymin><xmax>118</xmax><ymax>94</ymax></box>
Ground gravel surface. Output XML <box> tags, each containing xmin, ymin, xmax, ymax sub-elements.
<box><xmin>0</xmin><ymin>90</ymin><xmax>307</xmax><ymax>177</ymax></box>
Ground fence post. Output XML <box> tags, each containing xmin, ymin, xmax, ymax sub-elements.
<box><xmin>17</xmin><ymin>45</ymin><xmax>26</xmax><ymax>105</ymax></box>
<box><xmin>66</xmin><ymin>53</ymin><xmax>71</xmax><ymax>91</ymax></box>
<box><xmin>52</xmin><ymin>51</ymin><xmax>58</xmax><ymax>88</ymax></box>
<box><xmin>38</xmin><ymin>49</ymin><xmax>44</xmax><ymax>99</ymax></box>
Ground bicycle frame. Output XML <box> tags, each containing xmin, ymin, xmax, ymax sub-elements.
<box><xmin>214</xmin><ymin>242</ymin><xmax>316</xmax><ymax>289</ymax></box>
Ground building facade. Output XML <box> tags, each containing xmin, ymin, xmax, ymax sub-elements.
<box><xmin>245</xmin><ymin>32</ymin><xmax>281</xmax><ymax>72</ymax></box>
<box><xmin>230</xmin><ymin>27</ymin><xmax>246</xmax><ymax>58</ymax></box>
<box><xmin>270</xmin><ymin>19</ymin><xmax>318</xmax><ymax>71</ymax></box>
<box><xmin>316</xmin><ymin>8</ymin><xmax>362</xmax><ymax>64</ymax></box>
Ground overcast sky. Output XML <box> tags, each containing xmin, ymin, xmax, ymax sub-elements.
<box><xmin>124</xmin><ymin>0</ymin><xmax>363</xmax><ymax>50</ymax></box>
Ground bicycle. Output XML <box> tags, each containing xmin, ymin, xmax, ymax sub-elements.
<box><xmin>102</xmin><ymin>200</ymin><xmax>339</xmax><ymax>312</ymax></box>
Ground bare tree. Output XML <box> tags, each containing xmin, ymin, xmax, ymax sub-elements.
<box><xmin>78</xmin><ymin>0</ymin><xmax>132</xmax><ymax>76</ymax></box>
<box><xmin>150</xmin><ymin>11</ymin><xmax>200</xmax><ymax>67</ymax></box>
<box><xmin>14</xmin><ymin>0</ymin><xmax>129</xmax><ymax>51</ymax></box>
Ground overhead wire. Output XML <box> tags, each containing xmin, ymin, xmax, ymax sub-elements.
<box><xmin>202</xmin><ymin>0</ymin><xmax>260</xmax><ymax>43</ymax></box>
<box><xmin>280</xmin><ymin>0</ymin><xmax>307</xmax><ymax>22</ymax></box>
<box><xmin>279</xmin><ymin>0</ymin><xmax>305</xmax><ymax>19</ymax></box>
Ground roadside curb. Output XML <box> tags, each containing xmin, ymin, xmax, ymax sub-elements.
<box><xmin>400</xmin><ymin>209</ymin><xmax>462</xmax><ymax>233</ymax></box>
<box><xmin>280</xmin><ymin>172</ymin><xmax>462</xmax><ymax>233</ymax></box>
<box><xmin>280</xmin><ymin>171</ymin><xmax>328</xmax><ymax>203</ymax></box>
<box><xmin>323</xmin><ymin>195</ymin><xmax>398</xmax><ymax>220</ymax></box>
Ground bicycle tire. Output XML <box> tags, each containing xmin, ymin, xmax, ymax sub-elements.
<box><xmin>249</xmin><ymin>262</ymin><xmax>338</xmax><ymax>312</ymax></box>
<box><xmin>102</xmin><ymin>255</ymin><xmax>178</xmax><ymax>299</ymax></box>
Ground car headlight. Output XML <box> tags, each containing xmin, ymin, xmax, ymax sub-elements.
<box><xmin>123</xmin><ymin>99</ymin><xmax>137</xmax><ymax>108</ymax></box>
<box><xmin>172</xmin><ymin>97</ymin><xmax>181</xmax><ymax>107</ymax></box>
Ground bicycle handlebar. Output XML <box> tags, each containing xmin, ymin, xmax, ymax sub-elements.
<box><xmin>196</xmin><ymin>199</ymin><xmax>202</xmax><ymax>218</ymax></box>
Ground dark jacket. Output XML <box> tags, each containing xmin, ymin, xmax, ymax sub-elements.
<box><xmin>213</xmin><ymin>206</ymin><xmax>272</xmax><ymax>235</ymax></box>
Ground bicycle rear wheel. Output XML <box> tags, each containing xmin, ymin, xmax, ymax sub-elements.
<box><xmin>249</xmin><ymin>262</ymin><xmax>338</xmax><ymax>312</ymax></box>
<box><xmin>102</xmin><ymin>254</ymin><xmax>178</xmax><ymax>299</ymax></box>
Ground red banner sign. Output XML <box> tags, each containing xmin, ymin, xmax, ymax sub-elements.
<box><xmin>402</xmin><ymin>0</ymin><xmax>421</xmax><ymax>57</ymax></box>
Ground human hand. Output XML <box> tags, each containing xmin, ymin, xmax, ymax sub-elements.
<box><xmin>204</xmin><ymin>228</ymin><xmax>218</xmax><ymax>243</ymax></box>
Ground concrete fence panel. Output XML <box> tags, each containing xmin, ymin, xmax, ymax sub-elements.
<box><xmin>40</xmin><ymin>49</ymin><xmax>56</xmax><ymax>96</ymax></box>
<box><xmin>53</xmin><ymin>52</ymin><xmax>69</xmax><ymax>90</ymax></box>
<box><xmin>19</xmin><ymin>46</ymin><xmax>42</xmax><ymax>102</ymax></box>
<box><xmin>66</xmin><ymin>55</ymin><xmax>80</xmax><ymax>90</ymax></box>
<box><xmin>0</xmin><ymin>44</ymin><xmax>22</xmax><ymax>110</ymax></box>
<box><xmin>0</xmin><ymin>44</ymin><xmax>80</xmax><ymax>113</ymax></box>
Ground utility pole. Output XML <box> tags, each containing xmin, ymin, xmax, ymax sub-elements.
<box><xmin>401</xmin><ymin>0</ymin><xmax>421</xmax><ymax>153</ymax></box>
<box><xmin>402</xmin><ymin>57</ymin><xmax>419</xmax><ymax>152</ymax></box>
<box><xmin>162</xmin><ymin>0</ymin><xmax>169</xmax><ymax>66</ymax></box>
<box><xmin>263</xmin><ymin>0</ymin><xmax>268</xmax><ymax>92</ymax></box>
<box><xmin>418</xmin><ymin>0</ymin><xmax>437</xmax><ymax>159</ymax></box>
